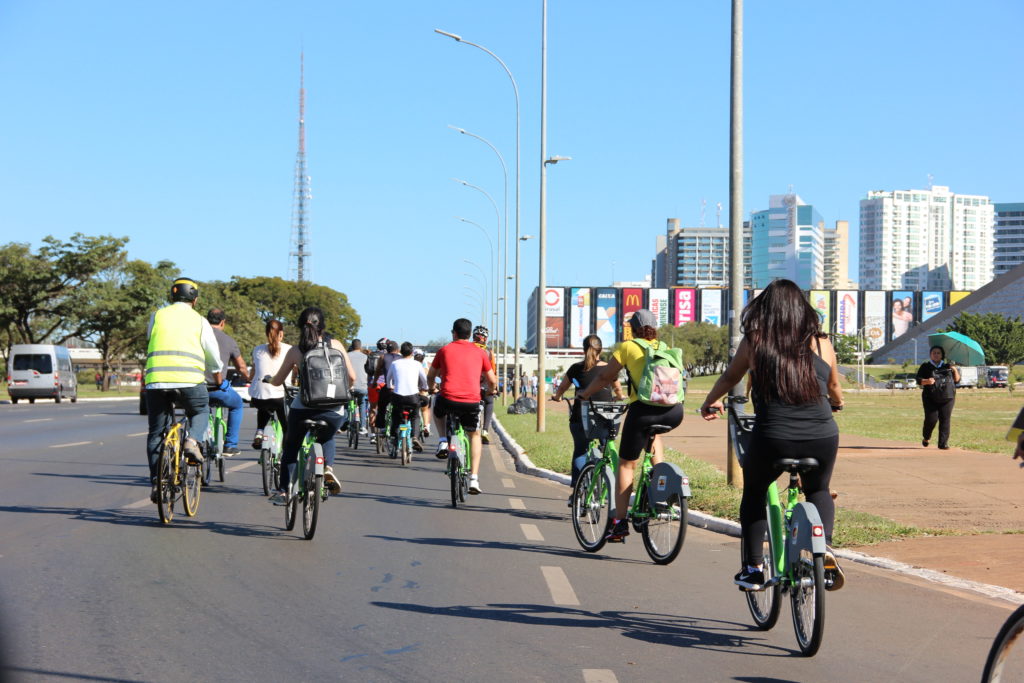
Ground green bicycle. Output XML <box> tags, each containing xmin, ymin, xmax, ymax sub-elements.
<box><xmin>443</xmin><ymin>411</ymin><xmax>472</xmax><ymax>508</ymax></box>
<box><xmin>374</xmin><ymin>403</ymin><xmax>391</xmax><ymax>456</ymax></box>
<box><xmin>726</xmin><ymin>395</ymin><xmax>828</xmax><ymax>657</ymax></box>
<box><xmin>284</xmin><ymin>417</ymin><xmax>331</xmax><ymax>540</ymax></box>
<box><xmin>259</xmin><ymin>405</ymin><xmax>286</xmax><ymax>497</ymax></box>
<box><xmin>570</xmin><ymin>399</ymin><xmax>691</xmax><ymax>564</ymax></box>
<box><xmin>203</xmin><ymin>402</ymin><xmax>227</xmax><ymax>486</ymax></box>
<box><xmin>347</xmin><ymin>394</ymin><xmax>361</xmax><ymax>450</ymax></box>
<box><xmin>389</xmin><ymin>406</ymin><xmax>414</xmax><ymax>466</ymax></box>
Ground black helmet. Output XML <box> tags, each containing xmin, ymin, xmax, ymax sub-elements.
<box><xmin>170</xmin><ymin>277</ymin><xmax>199</xmax><ymax>303</ymax></box>
<box><xmin>473</xmin><ymin>325</ymin><xmax>489</xmax><ymax>340</ymax></box>
<box><xmin>376</xmin><ymin>337</ymin><xmax>389</xmax><ymax>351</ymax></box>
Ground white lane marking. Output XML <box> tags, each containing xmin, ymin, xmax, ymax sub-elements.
<box><xmin>49</xmin><ymin>441</ymin><xmax>92</xmax><ymax>448</ymax></box>
<box><xmin>502</xmin><ymin>478</ymin><xmax>515</xmax><ymax>488</ymax></box>
<box><xmin>83</xmin><ymin>414</ymin><xmax>106</xmax><ymax>418</ymax></box>
<box><xmin>520</xmin><ymin>523</ymin><xmax>544</xmax><ymax>541</ymax></box>
<box><xmin>508</xmin><ymin>497</ymin><xmax>526</xmax><ymax>510</ymax></box>
<box><xmin>24</xmin><ymin>418</ymin><xmax>53</xmax><ymax>423</ymax></box>
<box><xmin>123</xmin><ymin>498</ymin><xmax>151</xmax><ymax>509</ymax></box>
<box><xmin>540</xmin><ymin>566</ymin><xmax>579</xmax><ymax>606</ymax></box>
<box><xmin>583</xmin><ymin>670</ymin><xmax>618</xmax><ymax>683</ymax></box>
<box><xmin>227</xmin><ymin>461</ymin><xmax>256</xmax><ymax>473</ymax></box>
<box><xmin>126</xmin><ymin>431</ymin><xmax>148</xmax><ymax>437</ymax></box>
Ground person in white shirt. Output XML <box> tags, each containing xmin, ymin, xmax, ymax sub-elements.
<box><xmin>386</xmin><ymin>342</ymin><xmax>428</xmax><ymax>453</ymax></box>
<box><xmin>249</xmin><ymin>319</ymin><xmax>292</xmax><ymax>449</ymax></box>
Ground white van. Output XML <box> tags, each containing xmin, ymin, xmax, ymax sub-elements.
<box><xmin>6</xmin><ymin>344</ymin><xmax>78</xmax><ymax>404</ymax></box>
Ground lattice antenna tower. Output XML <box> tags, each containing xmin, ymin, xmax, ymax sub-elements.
<box><xmin>289</xmin><ymin>52</ymin><xmax>313</xmax><ymax>281</ymax></box>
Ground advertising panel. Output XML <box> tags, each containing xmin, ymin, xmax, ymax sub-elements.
<box><xmin>949</xmin><ymin>291</ymin><xmax>972</xmax><ymax>306</ymax></box>
<box><xmin>835</xmin><ymin>290</ymin><xmax>859</xmax><ymax>336</ymax></box>
<box><xmin>673</xmin><ymin>288</ymin><xmax>696</xmax><ymax>325</ymax></box>
<box><xmin>545</xmin><ymin>317</ymin><xmax>565</xmax><ymax>348</ymax></box>
<box><xmin>568</xmin><ymin>287</ymin><xmax>592</xmax><ymax>348</ymax></box>
<box><xmin>921</xmin><ymin>291</ymin><xmax>945</xmax><ymax>322</ymax></box>
<box><xmin>543</xmin><ymin>287</ymin><xmax>564</xmax><ymax>317</ymax></box>
<box><xmin>621</xmin><ymin>288</ymin><xmax>644</xmax><ymax>340</ymax></box>
<box><xmin>700</xmin><ymin>289</ymin><xmax>723</xmax><ymax>326</ymax></box>
<box><xmin>810</xmin><ymin>290</ymin><xmax>831</xmax><ymax>333</ymax></box>
<box><xmin>594</xmin><ymin>288</ymin><xmax>618</xmax><ymax>348</ymax></box>
<box><xmin>863</xmin><ymin>291</ymin><xmax>886</xmax><ymax>351</ymax></box>
<box><xmin>649</xmin><ymin>289</ymin><xmax>669</xmax><ymax>328</ymax></box>
<box><xmin>890</xmin><ymin>290</ymin><xmax>914</xmax><ymax>341</ymax></box>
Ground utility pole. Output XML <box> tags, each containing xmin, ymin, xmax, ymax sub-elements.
<box><xmin>727</xmin><ymin>0</ymin><xmax>744</xmax><ymax>487</ymax></box>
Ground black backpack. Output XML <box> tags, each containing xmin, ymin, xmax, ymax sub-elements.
<box><xmin>300</xmin><ymin>339</ymin><xmax>350</xmax><ymax>407</ymax></box>
<box><xmin>931</xmin><ymin>368</ymin><xmax>956</xmax><ymax>402</ymax></box>
<box><xmin>364</xmin><ymin>351</ymin><xmax>381</xmax><ymax>380</ymax></box>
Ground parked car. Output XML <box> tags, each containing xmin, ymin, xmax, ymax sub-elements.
<box><xmin>6</xmin><ymin>344</ymin><xmax>77</xmax><ymax>404</ymax></box>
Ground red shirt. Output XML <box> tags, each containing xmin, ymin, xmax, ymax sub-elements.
<box><xmin>432</xmin><ymin>339</ymin><xmax>492</xmax><ymax>403</ymax></box>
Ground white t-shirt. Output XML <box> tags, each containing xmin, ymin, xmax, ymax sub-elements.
<box><xmin>387</xmin><ymin>356</ymin><xmax>428</xmax><ymax>396</ymax></box>
<box><xmin>250</xmin><ymin>343</ymin><xmax>292</xmax><ymax>400</ymax></box>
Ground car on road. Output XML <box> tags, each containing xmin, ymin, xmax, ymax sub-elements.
<box><xmin>6</xmin><ymin>344</ymin><xmax>77</xmax><ymax>404</ymax></box>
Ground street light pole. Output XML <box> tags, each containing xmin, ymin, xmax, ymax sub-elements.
<box><xmin>453</xmin><ymin>178</ymin><xmax>501</xmax><ymax>346</ymax></box>
<box><xmin>463</xmin><ymin>260</ymin><xmax>491</xmax><ymax>324</ymax></box>
<box><xmin>537</xmin><ymin>0</ymin><xmax>548</xmax><ymax>432</ymax></box>
<box><xmin>457</xmin><ymin>217</ymin><xmax>495</xmax><ymax>329</ymax></box>
<box><xmin>726</xmin><ymin>0</ymin><xmax>744</xmax><ymax>486</ymax></box>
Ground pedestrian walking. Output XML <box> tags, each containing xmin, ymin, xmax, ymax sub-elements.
<box><xmin>916</xmin><ymin>345</ymin><xmax>960</xmax><ymax>450</ymax></box>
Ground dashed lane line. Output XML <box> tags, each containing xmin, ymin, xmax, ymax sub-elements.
<box><xmin>540</xmin><ymin>566</ymin><xmax>579</xmax><ymax>606</ymax></box>
<box><xmin>49</xmin><ymin>441</ymin><xmax>92</xmax><ymax>449</ymax></box>
<box><xmin>122</xmin><ymin>498</ymin><xmax>151</xmax><ymax>509</ymax></box>
<box><xmin>520</xmin><ymin>523</ymin><xmax>544</xmax><ymax>542</ymax></box>
<box><xmin>24</xmin><ymin>418</ymin><xmax>52</xmax><ymax>423</ymax></box>
<box><xmin>226</xmin><ymin>460</ymin><xmax>256</xmax><ymax>473</ymax></box>
<box><xmin>508</xmin><ymin>498</ymin><xmax>526</xmax><ymax>510</ymax></box>
<box><xmin>502</xmin><ymin>478</ymin><xmax>515</xmax><ymax>488</ymax></box>
<box><xmin>582</xmin><ymin>670</ymin><xmax>618</xmax><ymax>683</ymax></box>
<box><xmin>126</xmin><ymin>431</ymin><xmax>148</xmax><ymax>437</ymax></box>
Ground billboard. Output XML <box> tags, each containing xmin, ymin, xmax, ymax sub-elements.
<box><xmin>674</xmin><ymin>288</ymin><xmax>696</xmax><ymax>325</ymax></box>
<box><xmin>890</xmin><ymin>290</ymin><xmax>914</xmax><ymax>341</ymax></box>
<box><xmin>621</xmin><ymin>288</ymin><xmax>644</xmax><ymax>340</ymax></box>
<box><xmin>649</xmin><ymin>288</ymin><xmax>669</xmax><ymax>328</ymax></box>
<box><xmin>921</xmin><ymin>291</ymin><xmax>945</xmax><ymax>322</ymax></box>
<box><xmin>863</xmin><ymin>291</ymin><xmax>886</xmax><ymax>351</ymax></box>
<box><xmin>949</xmin><ymin>291</ymin><xmax>972</xmax><ymax>306</ymax></box>
<box><xmin>569</xmin><ymin>287</ymin><xmax>592</xmax><ymax>347</ymax></box>
<box><xmin>594</xmin><ymin>288</ymin><xmax>618</xmax><ymax>348</ymax></box>
<box><xmin>810</xmin><ymin>290</ymin><xmax>831</xmax><ymax>333</ymax></box>
<box><xmin>543</xmin><ymin>287</ymin><xmax>564</xmax><ymax>317</ymax></box>
<box><xmin>700</xmin><ymin>289</ymin><xmax>723</xmax><ymax>326</ymax></box>
<box><xmin>835</xmin><ymin>290</ymin><xmax>859</xmax><ymax>336</ymax></box>
<box><xmin>545</xmin><ymin>317</ymin><xmax>565</xmax><ymax>348</ymax></box>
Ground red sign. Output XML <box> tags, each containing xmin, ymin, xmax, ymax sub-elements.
<box><xmin>545</xmin><ymin>317</ymin><xmax>565</xmax><ymax>348</ymax></box>
<box><xmin>674</xmin><ymin>288</ymin><xmax>696</xmax><ymax>325</ymax></box>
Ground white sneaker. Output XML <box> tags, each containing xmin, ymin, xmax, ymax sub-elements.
<box><xmin>324</xmin><ymin>466</ymin><xmax>342</xmax><ymax>494</ymax></box>
<box><xmin>435</xmin><ymin>440</ymin><xmax>449</xmax><ymax>459</ymax></box>
<box><xmin>468</xmin><ymin>475</ymin><xmax>482</xmax><ymax>495</ymax></box>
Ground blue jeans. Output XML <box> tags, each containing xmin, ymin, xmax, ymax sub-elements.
<box><xmin>207</xmin><ymin>387</ymin><xmax>244</xmax><ymax>448</ymax></box>
<box><xmin>280</xmin><ymin>407</ymin><xmax>344</xmax><ymax>492</ymax></box>
<box><xmin>145</xmin><ymin>384</ymin><xmax>210</xmax><ymax>481</ymax></box>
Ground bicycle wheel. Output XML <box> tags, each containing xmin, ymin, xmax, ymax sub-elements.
<box><xmin>744</xmin><ymin>527</ymin><xmax>782</xmax><ymax>630</ymax></box>
<box><xmin>217</xmin><ymin>454</ymin><xmax>225</xmax><ymax>482</ymax></box>
<box><xmin>572</xmin><ymin>464</ymin><xmax>611</xmax><ymax>552</ymax></box>
<box><xmin>401</xmin><ymin>438</ymin><xmax>410</xmax><ymax>466</ymax></box>
<box><xmin>348</xmin><ymin>425</ymin><xmax>357</xmax><ymax>450</ymax></box>
<box><xmin>640</xmin><ymin>489</ymin><xmax>687</xmax><ymax>565</ymax></box>
<box><xmin>156</xmin><ymin>440</ymin><xmax>176</xmax><ymax>524</ymax></box>
<box><xmin>982</xmin><ymin>604</ymin><xmax>1024</xmax><ymax>682</ymax></box>
<box><xmin>448</xmin><ymin>457</ymin><xmax>460</xmax><ymax>508</ymax></box>
<box><xmin>260</xmin><ymin>448</ymin><xmax>273</xmax><ymax>496</ymax></box>
<box><xmin>303</xmin><ymin>474</ymin><xmax>322</xmax><ymax>540</ymax></box>
<box><xmin>201</xmin><ymin>448</ymin><xmax>212</xmax><ymax>486</ymax></box>
<box><xmin>375</xmin><ymin>429</ymin><xmax>385</xmax><ymax>456</ymax></box>
<box><xmin>182</xmin><ymin>462</ymin><xmax>201</xmax><ymax>516</ymax></box>
<box><xmin>285</xmin><ymin>482</ymin><xmax>298</xmax><ymax>531</ymax></box>
<box><xmin>790</xmin><ymin>549</ymin><xmax>826</xmax><ymax>656</ymax></box>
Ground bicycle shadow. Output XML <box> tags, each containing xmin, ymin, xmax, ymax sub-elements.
<box><xmin>370</xmin><ymin>601</ymin><xmax>792</xmax><ymax>655</ymax></box>
<box><xmin>364</xmin><ymin>533</ymin><xmax>648</xmax><ymax>565</ymax></box>
<box><xmin>33</xmin><ymin>471</ymin><xmax>151</xmax><ymax>487</ymax></box>
<box><xmin>340</xmin><ymin>488</ymin><xmax>571</xmax><ymax>524</ymax></box>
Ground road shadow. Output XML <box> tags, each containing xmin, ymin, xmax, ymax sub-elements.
<box><xmin>1</xmin><ymin>666</ymin><xmax>145</xmax><ymax>682</ymax></box>
<box><xmin>371</xmin><ymin>601</ymin><xmax>793</xmax><ymax>655</ymax></box>
<box><xmin>365</xmin><ymin>533</ymin><xmax>648</xmax><ymax>565</ymax></box>
<box><xmin>341</xmin><ymin>488</ymin><xmax>569</xmax><ymax>523</ymax></box>
<box><xmin>33</xmin><ymin>471</ymin><xmax>150</xmax><ymax>487</ymax></box>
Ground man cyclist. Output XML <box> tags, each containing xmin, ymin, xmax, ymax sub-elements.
<box><xmin>144</xmin><ymin>278</ymin><xmax>223</xmax><ymax>503</ymax></box>
<box><xmin>472</xmin><ymin>325</ymin><xmax>498</xmax><ymax>444</ymax></box>
<box><xmin>386</xmin><ymin>342</ymin><xmax>428</xmax><ymax>453</ymax></box>
<box><xmin>428</xmin><ymin>318</ymin><xmax>497</xmax><ymax>494</ymax></box>
<box><xmin>372</xmin><ymin>339</ymin><xmax>402</xmax><ymax>436</ymax></box>
<box><xmin>347</xmin><ymin>338</ymin><xmax>369</xmax><ymax>434</ymax></box>
<box><xmin>413</xmin><ymin>348</ymin><xmax>431</xmax><ymax>438</ymax></box>
<box><xmin>365</xmin><ymin>337</ymin><xmax>388</xmax><ymax>440</ymax></box>
<box><xmin>205</xmin><ymin>308</ymin><xmax>249</xmax><ymax>457</ymax></box>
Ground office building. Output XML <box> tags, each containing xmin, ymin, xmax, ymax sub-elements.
<box><xmin>859</xmin><ymin>185</ymin><xmax>994</xmax><ymax>291</ymax></box>
<box><xmin>823</xmin><ymin>219</ymin><xmax>857</xmax><ymax>290</ymax></box>
<box><xmin>653</xmin><ymin>218</ymin><xmax>751</xmax><ymax>288</ymax></box>
<box><xmin>994</xmin><ymin>202</ymin><xmax>1024</xmax><ymax>276</ymax></box>
<box><xmin>750</xmin><ymin>194</ymin><xmax>825</xmax><ymax>289</ymax></box>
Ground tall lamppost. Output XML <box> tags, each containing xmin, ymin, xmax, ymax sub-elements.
<box><xmin>457</xmin><ymin>216</ymin><xmax>495</xmax><ymax>326</ymax></box>
<box><xmin>463</xmin><ymin>259</ymin><xmax>491</xmax><ymax>325</ymax></box>
<box><xmin>462</xmin><ymin>285</ymin><xmax>485</xmax><ymax>325</ymax></box>
<box><xmin>435</xmin><ymin>28</ymin><xmax>520</xmax><ymax>401</ymax></box>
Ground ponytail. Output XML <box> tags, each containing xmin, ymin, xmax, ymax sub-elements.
<box><xmin>266</xmin><ymin>319</ymin><xmax>284</xmax><ymax>358</ymax></box>
<box><xmin>582</xmin><ymin>334</ymin><xmax>602</xmax><ymax>372</ymax></box>
<box><xmin>297</xmin><ymin>306</ymin><xmax>326</xmax><ymax>354</ymax></box>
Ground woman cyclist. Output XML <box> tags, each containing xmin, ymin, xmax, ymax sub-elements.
<box><xmin>699</xmin><ymin>279</ymin><xmax>845</xmax><ymax>592</ymax></box>
<box><xmin>265</xmin><ymin>307</ymin><xmax>355</xmax><ymax>503</ymax></box>
<box><xmin>249</xmin><ymin>319</ymin><xmax>292</xmax><ymax>450</ymax></box>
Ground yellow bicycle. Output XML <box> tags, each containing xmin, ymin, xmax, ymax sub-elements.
<box><xmin>155</xmin><ymin>396</ymin><xmax>202</xmax><ymax>524</ymax></box>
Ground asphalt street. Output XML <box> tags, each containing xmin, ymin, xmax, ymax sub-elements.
<box><xmin>0</xmin><ymin>398</ymin><xmax>1015</xmax><ymax>681</ymax></box>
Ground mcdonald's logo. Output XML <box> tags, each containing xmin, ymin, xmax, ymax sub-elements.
<box><xmin>625</xmin><ymin>294</ymin><xmax>641</xmax><ymax>307</ymax></box>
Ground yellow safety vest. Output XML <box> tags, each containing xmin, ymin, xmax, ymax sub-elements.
<box><xmin>144</xmin><ymin>304</ymin><xmax>207</xmax><ymax>385</ymax></box>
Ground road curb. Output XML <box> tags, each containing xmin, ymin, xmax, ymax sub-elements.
<box><xmin>491</xmin><ymin>415</ymin><xmax>1024</xmax><ymax>605</ymax></box>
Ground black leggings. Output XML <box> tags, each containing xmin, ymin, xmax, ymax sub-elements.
<box><xmin>252</xmin><ymin>398</ymin><xmax>286</xmax><ymax>432</ymax></box>
<box><xmin>480</xmin><ymin>390</ymin><xmax>494</xmax><ymax>432</ymax></box>
<box><xmin>922</xmin><ymin>397</ymin><xmax>954</xmax><ymax>447</ymax></box>
<box><xmin>740</xmin><ymin>433</ymin><xmax>839</xmax><ymax>566</ymax></box>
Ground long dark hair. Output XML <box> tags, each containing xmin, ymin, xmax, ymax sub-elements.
<box><xmin>266</xmin><ymin>319</ymin><xmax>285</xmax><ymax>358</ymax></box>
<box><xmin>582</xmin><ymin>334</ymin><xmax>603</xmax><ymax>371</ymax></box>
<box><xmin>297</xmin><ymin>307</ymin><xmax>326</xmax><ymax>354</ymax></box>
<box><xmin>742</xmin><ymin>279</ymin><xmax>823</xmax><ymax>404</ymax></box>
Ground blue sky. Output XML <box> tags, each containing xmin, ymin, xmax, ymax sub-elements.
<box><xmin>1</xmin><ymin>1</ymin><xmax>1021</xmax><ymax>345</ymax></box>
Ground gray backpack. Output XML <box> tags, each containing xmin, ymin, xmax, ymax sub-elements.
<box><xmin>299</xmin><ymin>339</ymin><xmax>350</xmax><ymax>407</ymax></box>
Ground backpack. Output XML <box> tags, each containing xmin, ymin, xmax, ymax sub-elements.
<box><xmin>300</xmin><ymin>339</ymin><xmax>350</xmax><ymax>407</ymax></box>
<box><xmin>629</xmin><ymin>339</ymin><xmax>686</xmax><ymax>407</ymax></box>
<box><xmin>931</xmin><ymin>367</ymin><xmax>956</xmax><ymax>402</ymax></box>
<box><xmin>364</xmin><ymin>351</ymin><xmax>380</xmax><ymax>379</ymax></box>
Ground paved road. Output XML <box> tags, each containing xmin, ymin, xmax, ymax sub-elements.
<box><xmin>0</xmin><ymin>400</ymin><xmax>1015</xmax><ymax>681</ymax></box>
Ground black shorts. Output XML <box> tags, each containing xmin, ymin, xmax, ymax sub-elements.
<box><xmin>618</xmin><ymin>401</ymin><xmax>684</xmax><ymax>461</ymax></box>
<box><xmin>433</xmin><ymin>395</ymin><xmax>481</xmax><ymax>433</ymax></box>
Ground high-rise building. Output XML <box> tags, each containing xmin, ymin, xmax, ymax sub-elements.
<box><xmin>823</xmin><ymin>219</ymin><xmax>857</xmax><ymax>290</ymax></box>
<box><xmin>994</xmin><ymin>202</ymin><xmax>1024</xmax><ymax>276</ymax></box>
<box><xmin>750</xmin><ymin>194</ymin><xmax>825</xmax><ymax>289</ymax></box>
<box><xmin>859</xmin><ymin>186</ymin><xmax>994</xmax><ymax>291</ymax></box>
<box><xmin>652</xmin><ymin>218</ymin><xmax>751</xmax><ymax>288</ymax></box>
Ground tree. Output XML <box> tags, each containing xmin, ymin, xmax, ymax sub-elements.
<box><xmin>232</xmin><ymin>276</ymin><xmax>361</xmax><ymax>344</ymax></box>
<box><xmin>943</xmin><ymin>312</ymin><xmax>1024</xmax><ymax>367</ymax></box>
<box><xmin>831</xmin><ymin>333</ymin><xmax>866</xmax><ymax>365</ymax></box>
<box><xmin>657</xmin><ymin>322</ymin><xmax>729</xmax><ymax>376</ymax></box>
<box><xmin>0</xmin><ymin>234</ymin><xmax>128</xmax><ymax>345</ymax></box>
<box><xmin>197</xmin><ymin>280</ymin><xmax>267</xmax><ymax>365</ymax></box>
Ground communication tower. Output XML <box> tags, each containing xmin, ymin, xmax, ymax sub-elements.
<box><xmin>289</xmin><ymin>53</ymin><xmax>312</xmax><ymax>281</ymax></box>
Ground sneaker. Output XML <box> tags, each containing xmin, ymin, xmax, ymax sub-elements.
<box><xmin>468</xmin><ymin>475</ymin><xmax>482</xmax><ymax>494</ymax></box>
<box><xmin>412</xmin><ymin>439</ymin><xmax>423</xmax><ymax>453</ymax></box>
<box><xmin>421</xmin><ymin>426</ymin><xmax>431</xmax><ymax>438</ymax></box>
<box><xmin>150</xmin><ymin>486</ymin><xmax>160</xmax><ymax>504</ymax></box>
<box><xmin>605</xmin><ymin>518</ymin><xmax>630</xmax><ymax>543</ymax></box>
<box><xmin>359</xmin><ymin>427</ymin><xmax>368</xmax><ymax>435</ymax></box>
<box><xmin>324</xmin><ymin>467</ymin><xmax>342</xmax><ymax>494</ymax></box>
<box><xmin>922</xmin><ymin>439</ymin><xmax>929</xmax><ymax>447</ymax></box>
<box><xmin>436</xmin><ymin>441</ymin><xmax>449</xmax><ymax>459</ymax></box>
<box><xmin>183</xmin><ymin>438</ymin><xmax>204</xmax><ymax>464</ymax></box>
<box><xmin>252</xmin><ymin>433</ymin><xmax>264</xmax><ymax>450</ymax></box>
<box><xmin>369</xmin><ymin>433</ymin><xmax>377</xmax><ymax>444</ymax></box>
<box><xmin>223</xmin><ymin>446</ymin><xmax>241</xmax><ymax>457</ymax></box>
<box><xmin>823</xmin><ymin>548</ymin><xmax>846</xmax><ymax>591</ymax></box>
<box><xmin>567</xmin><ymin>494</ymin><xmax>574</xmax><ymax>508</ymax></box>
<box><xmin>481</xmin><ymin>430</ymin><xmax>490</xmax><ymax>445</ymax></box>
<box><xmin>269</xmin><ymin>491</ymin><xmax>288</xmax><ymax>506</ymax></box>
<box><xmin>734</xmin><ymin>567</ymin><xmax>766</xmax><ymax>591</ymax></box>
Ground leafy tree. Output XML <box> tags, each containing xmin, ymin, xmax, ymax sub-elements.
<box><xmin>942</xmin><ymin>312</ymin><xmax>1024</xmax><ymax>367</ymax></box>
<box><xmin>657</xmin><ymin>322</ymin><xmax>729</xmax><ymax>376</ymax></box>
<box><xmin>232</xmin><ymin>276</ymin><xmax>360</xmax><ymax>344</ymax></box>
<box><xmin>197</xmin><ymin>280</ymin><xmax>267</xmax><ymax>365</ymax></box>
<box><xmin>0</xmin><ymin>234</ymin><xmax>128</xmax><ymax>345</ymax></box>
<box><xmin>831</xmin><ymin>333</ymin><xmax>867</xmax><ymax>365</ymax></box>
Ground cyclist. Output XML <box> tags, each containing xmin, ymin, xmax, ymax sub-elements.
<box><xmin>143</xmin><ymin>277</ymin><xmax>223</xmax><ymax>503</ymax></box>
<box><xmin>414</xmin><ymin>348</ymin><xmax>431</xmax><ymax>438</ymax></box>
<box><xmin>365</xmin><ymin>337</ymin><xmax>388</xmax><ymax>440</ymax></box>
<box><xmin>427</xmin><ymin>318</ymin><xmax>497</xmax><ymax>494</ymax></box>
<box><xmin>577</xmin><ymin>309</ymin><xmax>684</xmax><ymax>542</ymax></box>
<box><xmin>205</xmin><ymin>308</ymin><xmax>249</xmax><ymax>457</ymax></box>
<box><xmin>386</xmin><ymin>342</ymin><xmax>428</xmax><ymax>452</ymax></box>
<box><xmin>472</xmin><ymin>326</ymin><xmax>497</xmax><ymax>444</ymax></box>
<box><xmin>347</xmin><ymin>339</ymin><xmax>369</xmax><ymax>434</ymax></box>
<box><xmin>372</xmin><ymin>339</ymin><xmax>402</xmax><ymax>436</ymax></box>
<box><xmin>698</xmin><ymin>279</ymin><xmax>845</xmax><ymax>591</ymax></box>
<box><xmin>250</xmin><ymin>319</ymin><xmax>291</xmax><ymax>450</ymax></box>
<box><xmin>264</xmin><ymin>306</ymin><xmax>356</xmax><ymax>503</ymax></box>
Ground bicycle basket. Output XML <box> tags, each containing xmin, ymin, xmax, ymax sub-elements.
<box><xmin>582</xmin><ymin>401</ymin><xmax>627</xmax><ymax>440</ymax></box>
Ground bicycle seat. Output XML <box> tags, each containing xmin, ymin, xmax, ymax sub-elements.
<box><xmin>775</xmin><ymin>457</ymin><xmax>819</xmax><ymax>473</ymax></box>
<box><xmin>645</xmin><ymin>424</ymin><xmax>674</xmax><ymax>436</ymax></box>
<box><xmin>303</xmin><ymin>419</ymin><xmax>331</xmax><ymax>430</ymax></box>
